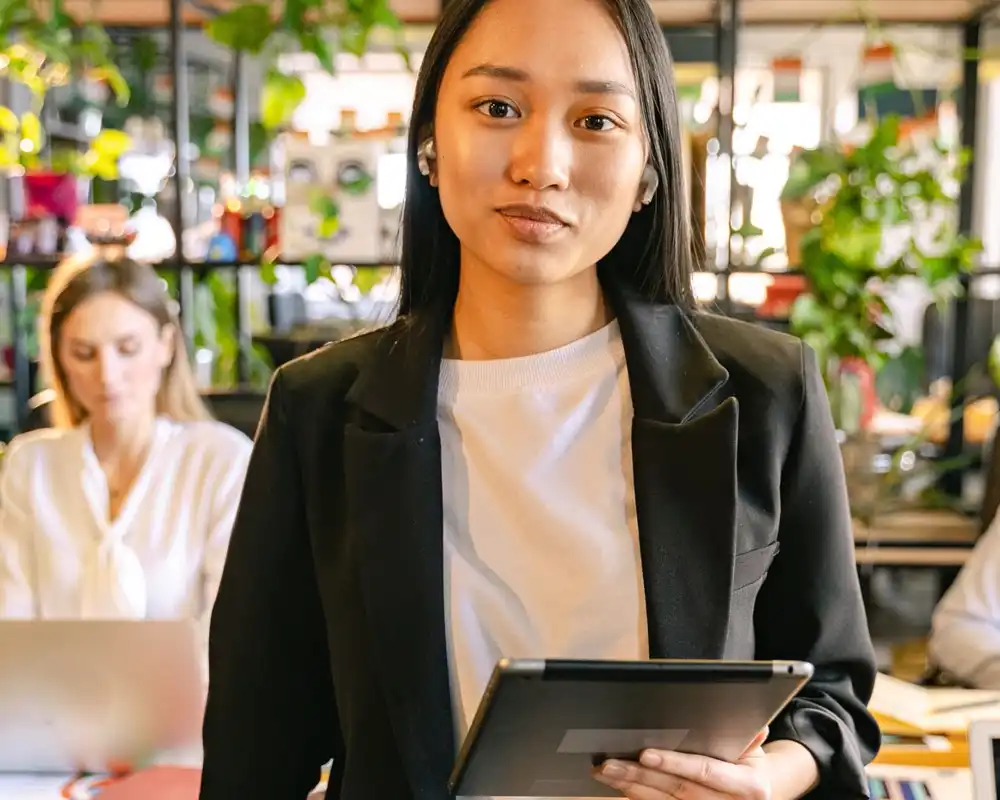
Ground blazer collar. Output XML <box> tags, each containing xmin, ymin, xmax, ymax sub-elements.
<box><xmin>345</xmin><ymin>277</ymin><xmax>730</xmax><ymax>427</ymax></box>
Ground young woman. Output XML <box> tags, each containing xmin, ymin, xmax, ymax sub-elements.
<box><xmin>0</xmin><ymin>253</ymin><xmax>252</xmax><ymax>630</ymax></box>
<box><xmin>201</xmin><ymin>0</ymin><xmax>880</xmax><ymax>797</ymax></box>
<box><xmin>928</xmin><ymin>511</ymin><xmax>1000</xmax><ymax>688</ymax></box>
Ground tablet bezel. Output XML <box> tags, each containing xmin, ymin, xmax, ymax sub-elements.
<box><xmin>968</xmin><ymin>718</ymin><xmax>1000</xmax><ymax>800</ymax></box>
<box><xmin>449</xmin><ymin>657</ymin><xmax>814</xmax><ymax>798</ymax></box>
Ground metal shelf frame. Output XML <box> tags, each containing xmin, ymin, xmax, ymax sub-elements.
<box><xmin>700</xmin><ymin>0</ymin><xmax>994</xmax><ymax>493</ymax></box>
<box><xmin>1</xmin><ymin>0</ymin><xmax>996</xmax><ymax>464</ymax></box>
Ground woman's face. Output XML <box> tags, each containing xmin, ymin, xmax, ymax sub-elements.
<box><xmin>433</xmin><ymin>0</ymin><xmax>648</xmax><ymax>289</ymax></box>
<box><xmin>57</xmin><ymin>291</ymin><xmax>174</xmax><ymax>426</ymax></box>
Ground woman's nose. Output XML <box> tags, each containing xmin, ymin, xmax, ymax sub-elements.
<box><xmin>97</xmin><ymin>353</ymin><xmax>123</xmax><ymax>389</ymax></box>
<box><xmin>507</xmin><ymin>116</ymin><xmax>572</xmax><ymax>191</ymax></box>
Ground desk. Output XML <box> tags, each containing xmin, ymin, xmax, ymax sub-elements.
<box><xmin>854</xmin><ymin>510</ymin><xmax>979</xmax><ymax>567</ymax></box>
<box><xmin>873</xmin><ymin>711</ymin><xmax>970</xmax><ymax>769</ymax></box>
<box><xmin>870</xmin><ymin>710</ymin><xmax>974</xmax><ymax>798</ymax></box>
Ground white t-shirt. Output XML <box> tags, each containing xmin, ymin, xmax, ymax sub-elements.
<box><xmin>0</xmin><ymin>416</ymin><xmax>252</xmax><ymax>631</ymax></box>
<box><xmin>438</xmin><ymin>320</ymin><xmax>649</xmax><ymax>799</ymax></box>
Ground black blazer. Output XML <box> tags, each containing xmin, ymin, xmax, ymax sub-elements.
<box><xmin>200</xmin><ymin>281</ymin><xmax>881</xmax><ymax>800</ymax></box>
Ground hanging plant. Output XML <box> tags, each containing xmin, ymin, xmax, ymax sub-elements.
<box><xmin>205</xmin><ymin>0</ymin><xmax>405</xmax><ymax>131</ymax></box>
<box><xmin>784</xmin><ymin>115</ymin><xmax>982</xmax><ymax>373</ymax></box>
<box><xmin>0</xmin><ymin>0</ymin><xmax>131</xmax><ymax>177</ymax></box>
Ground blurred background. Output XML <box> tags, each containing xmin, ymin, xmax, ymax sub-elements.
<box><xmin>1</xmin><ymin>0</ymin><xmax>1000</xmax><ymax>673</ymax></box>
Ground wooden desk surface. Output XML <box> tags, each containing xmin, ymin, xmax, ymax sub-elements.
<box><xmin>854</xmin><ymin>510</ymin><xmax>978</xmax><ymax>567</ymax></box>
<box><xmin>855</xmin><ymin>547</ymin><xmax>973</xmax><ymax>566</ymax></box>
<box><xmin>872</xmin><ymin>712</ymin><xmax>970</xmax><ymax>768</ymax></box>
<box><xmin>854</xmin><ymin>511</ymin><xmax>979</xmax><ymax>545</ymax></box>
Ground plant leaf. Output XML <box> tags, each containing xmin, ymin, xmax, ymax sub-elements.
<box><xmin>88</xmin><ymin>65</ymin><xmax>130</xmax><ymax>106</ymax></box>
<box><xmin>0</xmin><ymin>106</ymin><xmax>17</xmax><ymax>133</ymax></box>
<box><xmin>353</xmin><ymin>266</ymin><xmax>388</xmax><ymax>294</ymax></box>
<box><xmin>91</xmin><ymin>128</ymin><xmax>131</xmax><ymax>159</ymax></box>
<box><xmin>339</xmin><ymin>21</ymin><xmax>368</xmax><ymax>58</ymax></box>
<box><xmin>260</xmin><ymin>71</ymin><xmax>305</xmax><ymax>130</ymax></box>
<box><xmin>302</xmin><ymin>253</ymin><xmax>330</xmax><ymax>284</ymax></box>
<box><xmin>299</xmin><ymin>30</ymin><xmax>334</xmax><ymax>73</ymax></box>
<box><xmin>206</xmin><ymin>4</ymin><xmax>274</xmax><ymax>53</ymax></box>
<box><xmin>259</xmin><ymin>258</ymin><xmax>278</xmax><ymax>285</ymax></box>
<box><xmin>19</xmin><ymin>110</ymin><xmax>42</xmax><ymax>153</ymax></box>
<box><xmin>989</xmin><ymin>335</ymin><xmax>1000</xmax><ymax>392</ymax></box>
<box><xmin>371</xmin><ymin>0</ymin><xmax>401</xmax><ymax>28</ymax></box>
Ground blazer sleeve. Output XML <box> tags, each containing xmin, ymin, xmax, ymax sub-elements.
<box><xmin>200</xmin><ymin>370</ymin><xmax>340</xmax><ymax>799</ymax></box>
<box><xmin>753</xmin><ymin>343</ymin><xmax>881</xmax><ymax>798</ymax></box>
<box><xmin>927</xmin><ymin>514</ymin><xmax>1000</xmax><ymax>687</ymax></box>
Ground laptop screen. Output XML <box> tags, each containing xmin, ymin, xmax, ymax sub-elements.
<box><xmin>993</xmin><ymin>738</ymin><xmax>1000</xmax><ymax>796</ymax></box>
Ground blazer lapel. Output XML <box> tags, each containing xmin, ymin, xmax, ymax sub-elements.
<box><xmin>604</xmin><ymin>277</ymin><xmax>739</xmax><ymax>660</ymax></box>
<box><xmin>340</xmin><ymin>279</ymin><xmax>741</xmax><ymax>794</ymax></box>
<box><xmin>343</xmin><ymin>308</ymin><xmax>456</xmax><ymax>799</ymax></box>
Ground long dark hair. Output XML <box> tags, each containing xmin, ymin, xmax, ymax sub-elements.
<box><xmin>398</xmin><ymin>0</ymin><xmax>697</xmax><ymax>315</ymax></box>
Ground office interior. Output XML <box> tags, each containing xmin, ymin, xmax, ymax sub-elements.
<box><xmin>1</xmin><ymin>0</ymin><xmax>1000</xmax><ymax>796</ymax></box>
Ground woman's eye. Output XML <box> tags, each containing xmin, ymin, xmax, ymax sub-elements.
<box><xmin>476</xmin><ymin>100</ymin><xmax>518</xmax><ymax>119</ymax></box>
<box><xmin>580</xmin><ymin>115</ymin><xmax>615</xmax><ymax>132</ymax></box>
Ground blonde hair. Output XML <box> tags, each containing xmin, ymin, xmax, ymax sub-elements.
<box><xmin>39</xmin><ymin>251</ymin><xmax>213</xmax><ymax>429</ymax></box>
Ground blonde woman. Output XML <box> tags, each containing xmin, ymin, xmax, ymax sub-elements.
<box><xmin>0</xmin><ymin>253</ymin><xmax>252</xmax><ymax>627</ymax></box>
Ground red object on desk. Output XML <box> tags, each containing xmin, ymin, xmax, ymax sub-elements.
<box><xmin>94</xmin><ymin>767</ymin><xmax>200</xmax><ymax>799</ymax></box>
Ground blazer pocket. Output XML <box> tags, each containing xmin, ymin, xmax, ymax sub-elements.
<box><xmin>733</xmin><ymin>541</ymin><xmax>780</xmax><ymax>592</ymax></box>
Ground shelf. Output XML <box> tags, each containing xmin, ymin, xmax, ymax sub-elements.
<box><xmin>650</xmin><ymin>0</ymin><xmax>996</xmax><ymax>24</ymax></box>
<box><xmin>60</xmin><ymin>0</ymin><xmax>440</xmax><ymax>27</ymax></box>
<box><xmin>0</xmin><ymin>257</ymin><xmax>394</xmax><ymax>271</ymax></box>
<box><xmin>57</xmin><ymin>0</ymin><xmax>995</xmax><ymax>28</ymax></box>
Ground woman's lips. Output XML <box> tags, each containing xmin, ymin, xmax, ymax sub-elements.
<box><xmin>496</xmin><ymin>205</ymin><xmax>570</xmax><ymax>244</ymax></box>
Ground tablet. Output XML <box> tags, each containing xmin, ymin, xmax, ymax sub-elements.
<box><xmin>968</xmin><ymin>719</ymin><xmax>1000</xmax><ymax>800</ymax></box>
<box><xmin>449</xmin><ymin>658</ymin><xmax>814</xmax><ymax>798</ymax></box>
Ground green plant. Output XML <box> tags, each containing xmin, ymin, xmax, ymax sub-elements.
<box><xmin>785</xmin><ymin>114</ymin><xmax>982</xmax><ymax>373</ymax></box>
<box><xmin>193</xmin><ymin>271</ymin><xmax>273</xmax><ymax>389</ymax></box>
<box><xmin>0</xmin><ymin>0</ymin><xmax>130</xmax><ymax>176</ymax></box>
<box><xmin>205</xmin><ymin>0</ymin><xmax>405</xmax><ymax>130</ymax></box>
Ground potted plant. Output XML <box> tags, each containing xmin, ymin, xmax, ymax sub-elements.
<box><xmin>782</xmin><ymin>114</ymin><xmax>981</xmax><ymax>434</ymax></box>
<box><xmin>0</xmin><ymin>1</ymin><xmax>130</xmax><ymax>253</ymax></box>
<box><xmin>204</xmin><ymin>0</ymin><xmax>404</xmax><ymax>132</ymax></box>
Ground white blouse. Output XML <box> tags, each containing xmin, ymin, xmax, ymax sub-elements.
<box><xmin>929</xmin><ymin>512</ymin><xmax>1000</xmax><ymax>687</ymax></box>
<box><xmin>0</xmin><ymin>417</ymin><xmax>252</xmax><ymax>632</ymax></box>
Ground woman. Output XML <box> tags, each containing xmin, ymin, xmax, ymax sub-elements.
<box><xmin>928</xmin><ymin>513</ymin><xmax>1000</xmax><ymax>688</ymax></box>
<box><xmin>201</xmin><ymin>0</ymin><xmax>880</xmax><ymax>797</ymax></box>
<box><xmin>0</xmin><ymin>253</ymin><xmax>252</xmax><ymax>629</ymax></box>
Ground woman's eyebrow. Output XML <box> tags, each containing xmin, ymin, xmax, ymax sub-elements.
<box><xmin>461</xmin><ymin>63</ymin><xmax>635</xmax><ymax>99</ymax></box>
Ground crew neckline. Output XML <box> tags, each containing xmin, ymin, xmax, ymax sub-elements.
<box><xmin>438</xmin><ymin>319</ymin><xmax>624</xmax><ymax>395</ymax></box>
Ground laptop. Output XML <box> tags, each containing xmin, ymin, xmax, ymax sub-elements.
<box><xmin>969</xmin><ymin>719</ymin><xmax>1000</xmax><ymax>799</ymax></box>
<box><xmin>866</xmin><ymin>716</ymin><xmax>1000</xmax><ymax>800</ymax></box>
<box><xmin>0</xmin><ymin>620</ymin><xmax>204</xmax><ymax>774</ymax></box>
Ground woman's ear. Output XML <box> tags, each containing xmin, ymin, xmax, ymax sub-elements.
<box><xmin>417</xmin><ymin>137</ymin><xmax>438</xmax><ymax>187</ymax></box>
<box><xmin>633</xmin><ymin>164</ymin><xmax>659</xmax><ymax>213</ymax></box>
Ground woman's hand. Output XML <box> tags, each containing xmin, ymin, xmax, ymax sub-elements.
<box><xmin>592</xmin><ymin>728</ymin><xmax>771</xmax><ymax>800</ymax></box>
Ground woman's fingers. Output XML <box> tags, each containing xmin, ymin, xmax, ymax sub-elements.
<box><xmin>593</xmin><ymin>755</ymin><xmax>729</xmax><ymax>799</ymax></box>
<box><xmin>594</xmin><ymin>745</ymin><xmax>769</xmax><ymax>799</ymax></box>
<box><xmin>593</xmin><ymin>728</ymin><xmax>772</xmax><ymax>799</ymax></box>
